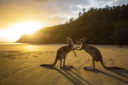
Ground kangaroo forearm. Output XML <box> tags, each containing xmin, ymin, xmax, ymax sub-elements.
<box><xmin>73</xmin><ymin>47</ymin><xmax>81</xmax><ymax>50</ymax></box>
<box><xmin>72</xmin><ymin>49</ymin><xmax>77</xmax><ymax>57</ymax></box>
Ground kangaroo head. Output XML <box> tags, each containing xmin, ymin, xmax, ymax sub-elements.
<box><xmin>67</xmin><ymin>36</ymin><xmax>74</xmax><ymax>49</ymax></box>
<box><xmin>77</xmin><ymin>37</ymin><xmax>86</xmax><ymax>44</ymax></box>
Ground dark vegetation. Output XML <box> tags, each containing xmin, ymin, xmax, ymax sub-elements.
<box><xmin>17</xmin><ymin>5</ymin><xmax>128</xmax><ymax>45</ymax></box>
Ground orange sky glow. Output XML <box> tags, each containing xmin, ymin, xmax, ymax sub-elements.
<box><xmin>0</xmin><ymin>0</ymin><xmax>127</xmax><ymax>42</ymax></box>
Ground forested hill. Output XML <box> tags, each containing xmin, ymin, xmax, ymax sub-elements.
<box><xmin>17</xmin><ymin>5</ymin><xmax>128</xmax><ymax>45</ymax></box>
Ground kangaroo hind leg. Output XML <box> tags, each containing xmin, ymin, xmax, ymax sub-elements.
<box><xmin>85</xmin><ymin>59</ymin><xmax>95</xmax><ymax>70</ymax></box>
<box><xmin>60</xmin><ymin>59</ymin><xmax>63</xmax><ymax>68</ymax></box>
<box><xmin>63</xmin><ymin>56</ymin><xmax>66</xmax><ymax>67</ymax></box>
<box><xmin>92</xmin><ymin>59</ymin><xmax>95</xmax><ymax>69</ymax></box>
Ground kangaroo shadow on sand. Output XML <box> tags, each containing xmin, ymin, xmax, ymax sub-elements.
<box><xmin>106</xmin><ymin>67</ymin><xmax>128</xmax><ymax>79</ymax></box>
<box><xmin>84</xmin><ymin>67</ymin><xmax>128</xmax><ymax>84</ymax></box>
<box><xmin>40</xmin><ymin>64</ymin><xmax>93</xmax><ymax>85</ymax></box>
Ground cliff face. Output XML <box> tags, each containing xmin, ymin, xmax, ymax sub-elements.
<box><xmin>17</xmin><ymin>5</ymin><xmax>128</xmax><ymax>45</ymax></box>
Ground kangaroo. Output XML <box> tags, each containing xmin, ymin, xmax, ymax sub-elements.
<box><xmin>75</xmin><ymin>38</ymin><xmax>107</xmax><ymax>70</ymax></box>
<box><xmin>76</xmin><ymin>38</ymin><xmax>124</xmax><ymax>70</ymax></box>
<box><xmin>52</xmin><ymin>37</ymin><xmax>77</xmax><ymax>68</ymax></box>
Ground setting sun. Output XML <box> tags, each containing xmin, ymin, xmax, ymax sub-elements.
<box><xmin>0</xmin><ymin>21</ymin><xmax>44</xmax><ymax>42</ymax></box>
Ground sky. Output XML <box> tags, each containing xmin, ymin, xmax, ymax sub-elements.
<box><xmin>0</xmin><ymin>0</ymin><xmax>128</xmax><ymax>41</ymax></box>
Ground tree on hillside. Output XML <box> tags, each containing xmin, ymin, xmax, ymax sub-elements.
<box><xmin>17</xmin><ymin>4</ymin><xmax>128</xmax><ymax>45</ymax></box>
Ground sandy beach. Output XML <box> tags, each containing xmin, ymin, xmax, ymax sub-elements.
<box><xmin>0</xmin><ymin>44</ymin><xmax>128</xmax><ymax>85</ymax></box>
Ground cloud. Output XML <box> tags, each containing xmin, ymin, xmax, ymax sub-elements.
<box><xmin>94</xmin><ymin>0</ymin><xmax>128</xmax><ymax>6</ymax></box>
<box><xmin>0</xmin><ymin>0</ymin><xmax>128</xmax><ymax>29</ymax></box>
<box><xmin>0</xmin><ymin>0</ymin><xmax>91</xmax><ymax>28</ymax></box>
<box><xmin>113</xmin><ymin>0</ymin><xmax>128</xmax><ymax>6</ymax></box>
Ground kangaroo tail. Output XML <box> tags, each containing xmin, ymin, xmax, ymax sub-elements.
<box><xmin>106</xmin><ymin>67</ymin><xmax>124</xmax><ymax>69</ymax></box>
<box><xmin>100</xmin><ymin>58</ymin><xmax>107</xmax><ymax>68</ymax></box>
<box><xmin>52</xmin><ymin>56</ymin><xmax>58</xmax><ymax>66</ymax></box>
<box><xmin>100</xmin><ymin>58</ymin><xmax>124</xmax><ymax>69</ymax></box>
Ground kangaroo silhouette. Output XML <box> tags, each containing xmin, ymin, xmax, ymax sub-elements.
<box><xmin>76</xmin><ymin>38</ymin><xmax>124</xmax><ymax>70</ymax></box>
<box><xmin>52</xmin><ymin>37</ymin><xmax>77</xmax><ymax>68</ymax></box>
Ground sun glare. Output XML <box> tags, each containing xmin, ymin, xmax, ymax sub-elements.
<box><xmin>24</xmin><ymin>45</ymin><xmax>36</xmax><ymax>51</ymax></box>
<box><xmin>0</xmin><ymin>21</ymin><xmax>44</xmax><ymax>42</ymax></box>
